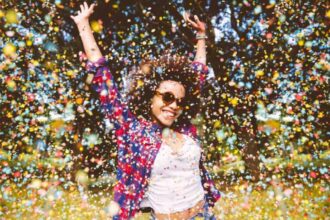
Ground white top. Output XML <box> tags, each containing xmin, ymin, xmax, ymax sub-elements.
<box><xmin>140</xmin><ymin>134</ymin><xmax>205</xmax><ymax>214</ymax></box>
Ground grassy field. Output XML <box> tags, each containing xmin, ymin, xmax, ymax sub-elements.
<box><xmin>1</xmin><ymin>178</ymin><xmax>328</xmax><ymax>220</ymax></box>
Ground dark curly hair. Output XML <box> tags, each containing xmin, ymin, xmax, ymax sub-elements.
<box><xmin>126</xmin><ymin>54</ymin><xmax>202</xmax><ymax>128</ymax></box>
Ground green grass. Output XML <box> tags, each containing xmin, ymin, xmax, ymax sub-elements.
<box><xmin>215</xmin><ymin>180</ymin><xmax>329</xmax><ymax>220</ymax></box>
<box><xmin>1</xmin><ymin>179</ymin><xmax>328</xmax><ymax>220</ymax></box>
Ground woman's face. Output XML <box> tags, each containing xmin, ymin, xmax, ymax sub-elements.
<box><xmin>151</xmin><ymin>80</ymin><xmax>185</xmax><ymax>127</ymax></box>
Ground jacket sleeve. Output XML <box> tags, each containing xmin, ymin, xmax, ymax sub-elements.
<box><xmin>86</xmin><ymin>56</ymin><xmax>136</xmax><ymax>134</ymax></box>
<box><xmin>190</xmin><ymin>61</ymin><xmax>208</xmax><ymax>90</ymax></box>
<box><xmin>200</xmin><ymin>158</ymin><xmax>221</xmax><ymax>207</ymax></box>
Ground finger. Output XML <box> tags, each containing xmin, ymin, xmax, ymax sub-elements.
<box><xmin>80</xmin><ymin>4</ymin><xmax>84</xmax><ymax>12</ymax></box>
<box><xmin>89</xmin><ymin>3</ymin><xmax>96</xmax><ymax>11</ymax></box>
<box><xmin>183</xmin><ymin>11</ymin><xmax>188</xmax><ymax>21</ymax></box>
<box><xmin>84</xmin><ymin>2</ymin><xmax>88</xmax><ymax>10</ymax></box>
<box><xmin>194</xmin><ymin>15</ymin><xmax>201</xmax><ymax>23</ymax></box>
<box><xmin>185</xmin><ymin>14</ymin><xmax>197</xmax><ymax>25</ymax></box>
<box><xmin>70</xmin><ymin>15</ymin><xmax>75</xmax><ymax>20</ymax></box>
<box><xmin>186</xmin><ymin>17</ymin><xmax>198</xmax><ymax>27</ymax></box>
<box><xmin>194</xmin><ymin>15</ymin><xmax>204</xmax><ymax>28</ymax></box>
<box><xmin>184</xmin><ymin>12</ymin><xmax>191</xmax><ymax>22</ymax></box>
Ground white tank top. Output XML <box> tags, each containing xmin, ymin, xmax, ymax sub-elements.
<box><xmin>140</xmin><ymin>134</ymin><xmax>205</xmax><ymax>214</ymax></box>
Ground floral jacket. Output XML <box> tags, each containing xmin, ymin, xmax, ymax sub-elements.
<box><xmin>86</xmin><ymin>57</ymin><xmax>221</xmax><ymax>219</ymax></box>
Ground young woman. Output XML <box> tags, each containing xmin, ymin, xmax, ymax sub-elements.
<box><xmin>71</xmin><ymin>2</ymin><xmax>221</xmax><ymax>219</ymax></box>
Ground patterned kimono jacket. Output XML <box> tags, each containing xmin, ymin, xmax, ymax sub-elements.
<box><xmin>86</xmin><ymin>57</ymin><xmax>221</xmax><ymax>219</ymax></box>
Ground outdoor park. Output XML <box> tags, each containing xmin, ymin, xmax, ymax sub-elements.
<box><xmin>0</xmin><ymin>0</ymin><xmax>329</xmax><ymax>219</ymax></box>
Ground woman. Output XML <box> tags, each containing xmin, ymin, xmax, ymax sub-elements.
<box><xmin>71</xmin><ymin>2</ymin><xmax>221</xmax><ymax>219</ymax></box>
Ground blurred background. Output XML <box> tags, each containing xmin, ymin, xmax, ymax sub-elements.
<box><xmin>0</xmin><ymin>0</ymin><xmax>329</xmax><ymax>219</ymax></box>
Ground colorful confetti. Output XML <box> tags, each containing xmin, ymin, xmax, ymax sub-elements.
<box><xmin>0</xmin><ymin>0</ymin><xmax>329</xmax><ymax>219</ymax></box>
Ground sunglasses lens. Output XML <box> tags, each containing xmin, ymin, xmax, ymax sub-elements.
<box><xmin>162</xmin><ymin>92</ymin><xmax>175</xmax><ymax>104</ymax></box>
<box><xmin>156</xmin><ymin>91</ymin><xmax>186</xmax><ymax>107</ymax></box>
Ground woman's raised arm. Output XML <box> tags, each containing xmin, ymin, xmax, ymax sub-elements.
<box><xmin>71</xmin><ymin>2</ymin><xmax>139</xmax><ymax>138</ymax></box>
<box><xmin>184</xmin><ymin>13</ymin><xmax>207</xmax><ymax>65</ymax></box>
<box><xmin>71</xmin><ymin>2</ymin><xmax>102</xmax><ymax>62</ymax></box>
<box><xmin>183</xmin><ymin>13</ymin><xmax>208</xmax><ymax>89</ymax></box>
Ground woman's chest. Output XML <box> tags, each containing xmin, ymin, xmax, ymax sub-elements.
<box><xmin>151</xmin><ymin>135</ymin><xmax>201</xmax><ymax>174</ymax></box>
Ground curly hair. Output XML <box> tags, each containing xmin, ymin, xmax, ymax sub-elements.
<box><xmin>126</xmin><ymin>54</ymin><xmax>202</xmax><ymax>128</ymax></box>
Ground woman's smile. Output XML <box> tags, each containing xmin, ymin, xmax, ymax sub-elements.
<box><xmin>162</xmin><ymin>109</ymin><xmax>176</xmax><ymax>118</ymax></box>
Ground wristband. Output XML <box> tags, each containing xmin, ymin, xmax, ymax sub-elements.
<box><xmin>196</xmin><ymin>33</ymin><xmax>207</xmax><ymax>40</ymax></box>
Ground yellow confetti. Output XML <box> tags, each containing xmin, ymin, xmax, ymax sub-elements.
<box><xmin>298</xmin><ymin>40</ymin><xmax>305</xmax><ymax>46</ymax></box>
<box><xmin>255</xmin><ymin>70</ymin><xmax>264</xmax><ymax>77</ymax></box>
<box><xmin>326</xmin><ymin>10</ymin><xmax>330</xmax><ymax>18</ymax></box>
<box><xmin>137</xmin><ymin>79</ymin><xmax>144</xmax><ymax>88</ymax></box>
<box><xmin>6</xmin><ymin>79</ymin><xmax>16</xmax><ymax>91</ymax></box>
<box><xmin>214</xmin><ymin>120</ymin><xmax>221</xmax><ymax>128</ymax></box>
<box><xmin>66</xmin><ymin>70</ymin><xmax>74</xmax><ymax>77</ymax></box>
<box><xmin>91</xmin><ymin>20</ymin><xmax>103</xmax><ymax>33</ymax></box>
<box><xmin>229</xmin><ymin>97</ymin><xmax>239</xmax><ymax>107</ymax></box>
<box><xmin>50</xmin><ymin>120</ymin><xmax>65</xmax><ymax>130</ymax></box>
<box><xmin>318</xmin><ymin>112</ymin><xmax>324</xmax><ymax>118</ymax></box>
<box><xmin>5</xmin><ymin>9</ymin><xmax>18</xmax><ymax>24</ymax></box>
<box><xmin>26</xmin><ymin>39</ymin><xmax>33</xmax><ymax>46</ymax></box>
<box><xmin>3</xmin><ymin>42</ymin><xmax>16</xmax><ymax>57</ymax></box>
<box><xmin>265</xmin><ymin>120</ymin><xmax>281</xmax><ymax>130</ymax></box>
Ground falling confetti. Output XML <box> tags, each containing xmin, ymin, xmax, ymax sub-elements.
<box><xmin>0</xmin><ymin>0</ymin><xmax>328</xmax><ymax>219</ymax></box>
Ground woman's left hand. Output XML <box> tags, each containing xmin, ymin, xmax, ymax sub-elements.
<box><xmin>183</xmin><ymin>12</ymin><xmax>206</xmax><ymax>34</ymax></box>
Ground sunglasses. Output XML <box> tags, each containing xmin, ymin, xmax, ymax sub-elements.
<box><xmin>155</xmin><ymin>91</ymin><xmax>187</xmax><ymax>107</ymax></box>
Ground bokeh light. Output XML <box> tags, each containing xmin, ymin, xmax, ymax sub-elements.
<box><xmin>0</xmin><ymin>0</ymin><xmax>328</xmax><ymax>219</ymax></box>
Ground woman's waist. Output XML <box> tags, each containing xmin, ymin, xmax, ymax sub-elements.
<box><xmin>143</xmin><ymin>188</ymin><xmax>205</xmax><ymax>213</ymax></box>
<box><xmin>153</xmin><ymin>199</ymin><xmax>205</xmax><ymax>220</ymax></box>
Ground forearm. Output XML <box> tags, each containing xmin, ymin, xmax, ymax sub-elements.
<box><xmin>77</xmin><ymin>20</ymin><xmax>103</xmax><ymax>62</ymax></box>
<box><xmin>194</xmin><ymin>37</ymin><xmax>206</xmax><ymax>64</ymax></box>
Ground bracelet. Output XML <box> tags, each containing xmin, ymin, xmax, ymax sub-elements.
<box><xmin>196</xmin><ymin>33</ymin><xmax>207</xmax><ymax>40</ymax></box>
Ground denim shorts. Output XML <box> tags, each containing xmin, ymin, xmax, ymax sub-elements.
<box><xmin>149</xmin><ymin>200</ymin><xmax>216</xmax><ymax>220</ymax></box>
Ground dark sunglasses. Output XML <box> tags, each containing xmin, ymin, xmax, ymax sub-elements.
<box><xmin>155</xmin><ymin>91</ymin><xmax>187</xmax><ymax>107</ymax></box>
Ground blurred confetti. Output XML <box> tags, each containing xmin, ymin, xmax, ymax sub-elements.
<box><xmin>0</xmin><ymin>0</ymin><xmax>328</xmax><ymax>219</ymax></box>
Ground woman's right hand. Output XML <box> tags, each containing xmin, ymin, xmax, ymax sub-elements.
<box><xmin>183</xmin><ymin>12</ymin><xmax>206</xmax><ymax>34</ymax></box>
<box><xmin>70</xmin><ymin>2</ymin><xmax>96</xmax><ymax>25</ymax></box>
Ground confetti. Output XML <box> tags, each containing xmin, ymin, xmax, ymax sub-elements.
<box><xmin>0</xmin><ymin>0</ymin><xmax>328</xmax><ymax>219</ymax></box>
